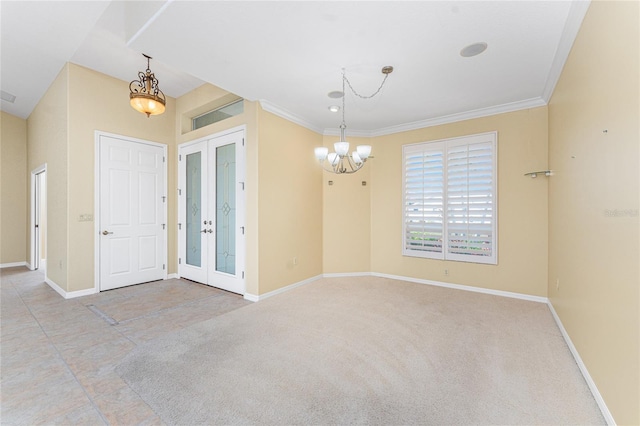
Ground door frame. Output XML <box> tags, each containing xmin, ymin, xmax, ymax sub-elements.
<box><xmin>29</xmin><ymin>163</ymin><xmax>47</xmax><ymax>271</ymax></box>
<box><xmin>93</xmin><ymin>130</ymin><xmax>168</xmax><ymax>292</ymax></box>
<box><xmin>177</xmin><ymin>125</ymin><xmax>246</xmax><ymax>294</ymax></box>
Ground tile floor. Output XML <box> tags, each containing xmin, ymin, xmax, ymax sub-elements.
<box><xmin>0</xmin><ymin>266</ymin><xmax>250</xmax><ymax>425</ymax></box>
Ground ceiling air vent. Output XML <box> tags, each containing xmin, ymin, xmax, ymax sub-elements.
<box><xmin>1</xmin><ymin>90</ymin><xmax>16</xmax><ymax>103</ymax></box>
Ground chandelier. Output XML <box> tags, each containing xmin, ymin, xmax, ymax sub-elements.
<box><xmin>129</xmin><ymin>54</ymin><xmax>166</xmax><ymax>117</ymax></box>
<box><xmin>314</xmin><ymin>66</ymin><xmax>393</xmax><ymax>174</ymax></box>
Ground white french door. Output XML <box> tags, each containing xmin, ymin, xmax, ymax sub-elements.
<box><xmin>178</xmin><ymin>129</ymin><xmax>245</xmax><ymax>295</ymax></box>
<box><xmin>97</xmin><ymin>133</ymin><xmax>167</xmax><ymax>291</ymax></box>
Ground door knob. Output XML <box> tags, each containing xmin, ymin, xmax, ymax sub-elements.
<box><xmin>102</xmin><ymin>230</ymin><xmax>113</xmax><ymax>235</ymax></box>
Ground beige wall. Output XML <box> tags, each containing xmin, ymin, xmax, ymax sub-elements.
<box><xmin>257</xmin><ymin>108</ymin><xmax>324</xmax><ymax>294</ymax></box>
<box><xmin>548</xmin><ymin>1</ymin><xmax>639</xmax><ymax>424</ymax></box>
<box><xmin>369</xmin><ymin>107</ymin><xmax>549</xmax><ymax>296</ymax></box>
<box><xmin>321</xmin><ymin>134</ymin><xmax>372</xmax><ymax>274</ymax></box>
<box><xmin>27</xmin><ymin>65</ymin><xmax>69</xmax><ymax>288</ymax></box>
<box><xmin>0</xmin><ymin>112</ymin><xmax>28</xmax><ymax>265</ymax></box>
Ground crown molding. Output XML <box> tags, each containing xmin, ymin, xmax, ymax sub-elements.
<box><xmin>258</xmin><ymin>99</ymin><xmax>324</xmax><ymax>135</ymax></box>
<box><xmin>542</xmin><ymin>0</ymin><xmax>591</xmax><ymax>102</ymax></box>
<box><xmin>264</xmin><ymin>97</ymin><xmax>547</xmax><ymax>139</ymax></box>
<box><xmin>368</xmin><ymin>97</ymin><xmax>548</xmax><ymax>137</ymax></box>
<box><xmin>322</xmin><ymin>127</ymin><xmax>373</xmax><ymax>138</ymax></box>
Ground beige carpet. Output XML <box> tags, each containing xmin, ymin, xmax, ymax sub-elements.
<box><xmin>117</xmin><ymin>276</ymin><xmax>604</xmax><ymax>425</ymax></box>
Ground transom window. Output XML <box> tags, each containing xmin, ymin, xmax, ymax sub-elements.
<box><xmin>402</xmin><ymin>132</ymin><xmax>497</xmax><ymax>264</ymax></box>
<box><xmin>192</xmin><ymin>99</ymin><xmax>244</xmax><ymax>131</ymax></box>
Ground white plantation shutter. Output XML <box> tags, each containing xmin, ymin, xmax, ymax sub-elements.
<box><xmin>403</xmin><ymin>142</ymin><xmax>445</xmax><ymax>258</ymax></box>
<box><xmin>446</xmin><ymin>137</ymin><xmax>496</xmax><ymax>263</ymax></box>
<box><xmin>403</xmin><ymin>132</ymin><xmax>497</xmax><ymax>264</ymax></box>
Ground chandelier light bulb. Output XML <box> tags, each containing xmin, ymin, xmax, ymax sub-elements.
<box><xmin>314</xmin><ymin>147</ymin><xmax>329</xmax><ymax>161</ymax></box>
<box><xmin>327</xmin><ymin>153</ymin><xmax>340</xmax><ymax>166</ymax></box>
<box><xmin>356</xmin><ymin>145</ymin><xmax>371</xmax><ymax>160</ymax></box>
<box><xmin>334</xmin><ymin>142</ymin><xmax>350</xmax><ymax>156</ymax></box>
<box><xmin>352</xmin><ymin>151</ymin><xmax>363</xmax><ymax>165</ymax></box>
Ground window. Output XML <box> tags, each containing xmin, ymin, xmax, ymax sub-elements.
<box><xmin>403</xmin><ymin>132</ymin><xmax>497</xmax><ymax>264</ymax></box>
<box><xmin>192</xmin><ymin>99</ymin><xmax>244</xmax><ymax>130</ymax></box>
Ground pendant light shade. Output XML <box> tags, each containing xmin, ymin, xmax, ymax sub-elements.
<box><xmin>130</xmin><ymin>94</ymin><xmax>165</xmax><ymax>117</ymax></box>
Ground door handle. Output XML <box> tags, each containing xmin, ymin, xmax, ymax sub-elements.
<box><xmin>102</xmin><ymin>230</ymin><xmax>113</xmax><ymax>235</ymax></box>
<box><xmin>201</xmin><ymin>229</ymin><xmax>208</xmax><ymax>233</ymax></box>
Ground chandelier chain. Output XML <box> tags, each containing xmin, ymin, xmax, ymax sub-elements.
<box><xmin>341</xmin><ymin>72</ymin><xmax>346</xmax><ymax>126</ymax></box>
<box><xmin>342</xmin><ymin>69</ymin><xmax>390</xmax><ymax>100</ymax></box>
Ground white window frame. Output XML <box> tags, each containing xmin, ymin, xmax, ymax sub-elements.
<box><xmin>402</xmin><ymin>132</ymin><xmax>498</xmax><ymax>265</ymax></box>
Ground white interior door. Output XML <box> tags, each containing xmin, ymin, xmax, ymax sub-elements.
<box><xmin>38</xmin><ymin>172</ymin><xmax>47</xmax><ymax>270</ymax></box>
<box><xmin>34</xmin><ymin>173</ymin><xmax>41</xmax><ymax>270</ymax></box>
<box><xmin>98</xmin><ymin>134</ymin><xmax>166</xmax><ymax>291</ymax></box>
<box><xmin>179</xmin><ymin>129</ymin><xmax>245</xmax><ymax>295</ymax></box>
<box><xmin>31</xmin><ymin>166</ymin><xmax>47</xmax><ymax>271</ymax></box>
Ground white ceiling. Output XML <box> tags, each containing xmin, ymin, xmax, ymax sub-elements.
<box><xmin>1</xmin><ymin>1</ymin><xmax>589</xmax><ymax>135</ymax></box>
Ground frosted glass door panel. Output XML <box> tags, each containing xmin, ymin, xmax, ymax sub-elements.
<box><xmin>186</xmin><ymin>152</ymin><xmax>202</xmax><ymax>267</ymax></box>
<box><xmin>216</xmin><ymin>144</ymin><xmax>236</xmax><ymax>274</ymax></box>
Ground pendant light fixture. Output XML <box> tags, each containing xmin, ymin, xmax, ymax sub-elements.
<box><xmin>315</xmin><ymin>66</ymin><xmax>393</xmax><ymax>174</ymax></box>
<box><xmin>129</xmin><ymin>54</ymin><xmax>166</xmax><ymax>117</ymax></box>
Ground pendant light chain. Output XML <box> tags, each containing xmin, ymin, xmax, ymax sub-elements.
<box><xmin>343</xmin><ymin>69</ymin><xmax>391</xmax><ymax>100</ymax></box>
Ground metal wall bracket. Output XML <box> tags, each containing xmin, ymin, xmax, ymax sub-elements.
<box><xmin>524</xmin><ymin>170</ymin><xmax>552</xmax><ymax>178</ymax></box>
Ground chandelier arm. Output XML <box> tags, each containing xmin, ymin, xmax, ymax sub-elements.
<box><xmin>343</xmin><ymin>153</ymin><xmax>356</xmax><ymax>170</ymax></box>
<box><xmin>317</xmin><ymin>160</ymin><xmax>341</xmax><ymax>174</ymax></box>
<box><xmin>316</xmin><ymin>156</ymin><xmax>369</xmax><ymax>175</ymax></box>
<box><xmin>334</xmin><ymin>162</ymin><xmax>365</xmax><ymax>174</ymax></box>
<box><xmin>153</xmin><ymin>77</ymin><xmax>165</xmax><ymax>97</ymax></box>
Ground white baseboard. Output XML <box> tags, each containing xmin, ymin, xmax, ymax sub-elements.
<box><xmin>243</xmin><ymin>293</ymin><xmax>260</xmax><ymax>302</ymax></box>
<box><xmin>45</xmin><ymin>278</ymin><xmax>98</xmax><ymax>299</ymax></box>
<box><xmin>0</xmin><ymin>261</ymin><xmax>27</xmax><ymax>269</ymax></box>
<box><xmin>323</xmin><ymin>272</ymin><xmax>373</xmax><ymax>278</ymax></box>
<box><xmin>65</xmin><ymin>287</ymin><xmax>99</xmax><ymax>299</ymax></box>
<box><xmin>244</xmin><ymin>274</ymin><xmax>323</xmax><ymax>302</ymax></box>
<box><xmin>167</xmin><ymin>273</ymin><xmax>179</xmax><ymax>279</ymax></box>
<box><xmin>45</xmin><ymin>278</ymin><xmax>66</xmax><ymax>298</ymax></box>
<box><xmin>547</xmin><ymin>302</ymin><xmax>615</xmax><ymax>425</ymax></box>
<box><xmin>371</xmin><ymin>272</ymin><xmax>549</xmax><ymax>303</ymax></box>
